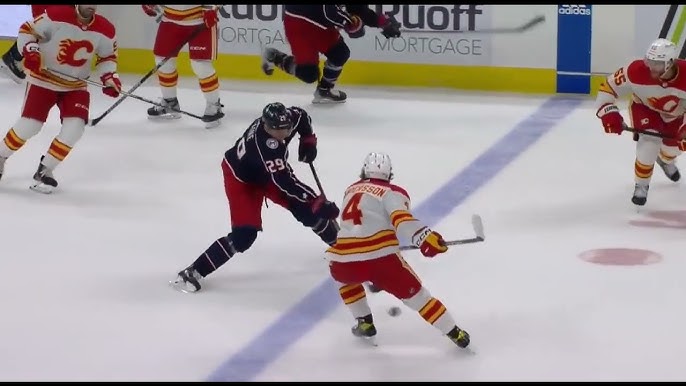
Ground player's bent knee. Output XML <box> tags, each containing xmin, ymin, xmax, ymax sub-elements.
<box><xmin>401</xmin><ymin>286</ymin><xmax>431</xmax><ymax>309</ymax></box>
<box><xmin>190</xmin><ymin>59</ymin><xmax>215</xmax><ymax>79</ymax></box>
<box><xmin>59</xmin><ymin>118</ymin><xmax>86</xmax><ymax>144</ymax></box>
<box><xmin>294</xmin><ymin>64</ymin><xmax>320</xmax><ymax>84</ymax></box>
<box><xmin>156</xmin><ymin>56</ymin><xmax>177</xmax><ymax>74</ymax></box>
<box><xmin>12</xmin><ymin>118</ymin><xmax>44</xmax><ymax>140</ymax></box>
<box><xmin>325</xmin><ymin>40</ymin><xmax>350</xmax><ymax>66</ymax></box>
<box><xmin>231</xmin><ymin>226</ymin><xmax>259</xmax><ymax>252</ymax></box>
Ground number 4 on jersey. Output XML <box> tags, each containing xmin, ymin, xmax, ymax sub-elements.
<box><xmin>342</xmin><ymin>192</ymin><xmax>363</xmax><ymax>225</ymax></box>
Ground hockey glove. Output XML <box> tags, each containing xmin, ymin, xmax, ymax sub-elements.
<box><xmin>345</xmin><ymin>15</ymin><xmax>365</xmax><ymax>39</ymax></box>
<box><xmin>311</xmin><ymin>195</ymin><xmax>340</xmax><ymax>220</ymax></box>
<box><xmin>597</xmin><ymin>103</ymin><xmax>624</xmax><ymax>135</ymax></box>
<box><xmin>22</xmin><ymin>42</ymin><xmax>42</xmax><ymax>74</ymax></box>
<box><xmin>379</xmin><ymin>14</ymin><xmax>401</xmax><ymax>39</ymax></box>
<box><xmin>414</xmin><ymin>227</ymin><xmax>448</xmax><ymax>258</ymax></box>
<box><xmin>101</xmin><ymin>72</ymin><xmax>122</xmax><ymax>98</ymax></box>
<box><xmin>678</xmin><ymin>126</ymin><xmax>686</xmax><ymax>151</ymax></box>
<box><xmin>141</xmin><ymin>5</ymin><xmax>158</xmax><ymax>17</ymax></box>
<box><xmin>298</xmin><ymin>134</ymin><xmax>318</xmax><ymax>163</ymax></box>
<box><xmin>203</xmin><ymin>8</ymin><xmax>219</xmax><ymax>28</ymax></box>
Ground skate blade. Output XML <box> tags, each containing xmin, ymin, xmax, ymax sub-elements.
<box><xmin>357</xmin><ymin>335</ymin><xmax>377</xmax><ymax>347</ymax></box>
<box><xmin>312</xmin><ymin>97</ymin><xmax>346</xmax><ymax>105</ymax></box>
<box><xmin>204</xmin><ymin>120</ymin><xmax>222</xmax><ymax>129</ymax></box>
<box><xmin>147</xmin><ymin>114</ymin><xmax>182</xmax><ymax>121</ymax></box>
<box><xmin>0</xmin><ymin>63</ymin><xmax>25</xmax><ymax>85</ymax></box>
<box><xmin>168</xmin><ymin>280</ymin><xmax>198</xmax><ymax>294</ymax></box>
<box><xmin>29</xmin><ymin>182</ymin><xmax>54</xmax><ymax>194</ymax></box>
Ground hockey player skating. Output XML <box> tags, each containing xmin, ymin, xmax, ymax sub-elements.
<box><xmin>0</xmin><ymin>5</ymin><xmax>121</xmax><ymax>193</ymax></box>
<box><xmin>261</xmin><ymin>5</ymin><xmax>401</xmax><ymax>104</ymax></box>
<box><xmin>171</xmin><ymin>102</ymin><xmax>340</xmax><ymax>293</ymax></box>
<box><xmin>596</xmin><ymin>38</ymin><xmax>686</xmax><ymax>206</ymax></box>
<box><xmin>140</xmin><ymin>5</ymin><xmax>225</xmax><ymax>128</ymax></box>
<box><xmin>326</xmin><ymin>152</ymin><xmax>470</xmax><ymax>349</ymax></box>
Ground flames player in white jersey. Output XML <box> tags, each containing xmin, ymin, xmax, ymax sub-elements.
<box><xmin>596</xmin><ymin>38</ymin><xmax>686</xmax><ymax>206</ymax></box>
<box><xmin>0</xmin><ymin>5</ymin><xmax>121</xmax><ymax>194</ymax></box>
<box><xmin>325</xmin><ymin>152</ymin><xmax>471</xmax><ymax>349</ymax></box>
<box><xmin>141</xmin><ymin>5</ymin><xmax>224</xmax><ymax>129</ymax></box>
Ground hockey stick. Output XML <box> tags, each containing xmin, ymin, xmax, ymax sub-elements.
<box><xmin>308</xmin><ymin>162</ymin><xmax>341</xmax><ymax>231</ymax></box>
<box><xmin>398</xmin><ymin>214</ymin><xmax>486</xmax><ymax>251</ymax></box>
<box><xmin>622</xmin><ymin>125</ymin><xmax>675</xmax><ymax>139</ymax></box>
<box><xmin>49</xmin><ymin>68</ymin><xmax>205</xmax><ymax>121</ymax></box>
<box><xmin>400</xmin><ymin>14</ymin><xmax>545</xmax><ymax>35</ymax></box>
<box><xmin>88</xmin><ymin>23</ymin><xmax>207</xmax><ymax>127</ymax></box>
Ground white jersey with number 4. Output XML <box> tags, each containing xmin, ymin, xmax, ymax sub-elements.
<box><xmin>326</xmin><ymin>178</ymin><xmax>429</xmax><ymax>263</ymax></box>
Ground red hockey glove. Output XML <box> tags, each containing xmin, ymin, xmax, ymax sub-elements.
<box><xmin>378</xmin><ymin>14</ymin><xmax>401</xmax><ymax>39</ymax></box>
<box><xmin>203</xmin><ymin>7</ymin><xmax>219</xmax><ymax>28</ymax></box>
<box><xmin>311</xmin><ymin>195</ymin><xmax>340</xmax><ymax>220</ymax></box>
<box><xmin>298</xmin><ymin>134</ymin><xmax>318</xmax><ymax>163</ymax></box>
<box><xmin>597</xmin><ymin>103</ymin><xmax>624</xmax><ymax>135</ymax></box>
<box><xmin>345</xmin><ymin>15</ymin><xmax>365</xmax><ymax>38</ymax></box>
<box><xmin>414</xmin><ymin>227</ymin><xmax>448</xmax><ymax>258</ymax></box>
<box><xmin>101</xmin><ymin>72</ymin><xmax>122</xmax><ymax>98</ymax></box>
<box><xmin>22</xmin><ymin>42</ymin><xmax>42</xmax><ymax>74</ymax></box>
<box><xmin>141</xmin><ymin>5</ymin><xmax>158</xmax><ymax>17</ymax></box>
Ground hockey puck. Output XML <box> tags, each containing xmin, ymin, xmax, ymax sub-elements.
<box><xmin>387</xmin><ymin>306</ymin><xmax>401</xmax><ymax>317</ymax></box>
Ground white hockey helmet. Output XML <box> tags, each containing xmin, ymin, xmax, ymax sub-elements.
<box><xmin>360</xmin><ymin>152</ymin><xmax>393</xmax><ymax>181</ymax></box>
<box><xmin>645</xmin><ymin>38</ymin><xmax>678</xmax><ymax>77</ymax></box>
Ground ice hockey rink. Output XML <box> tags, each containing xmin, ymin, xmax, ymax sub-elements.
<box><xmin>2</xmin><ymin>74</ymin><xmax>686</xmax><ymax>382</ymax></box>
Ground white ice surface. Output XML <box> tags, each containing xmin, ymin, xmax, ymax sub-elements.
<box><xmin>0</xmin><ymin>75</ymin><xmax>684</xmax><ymax>381</ymax></box>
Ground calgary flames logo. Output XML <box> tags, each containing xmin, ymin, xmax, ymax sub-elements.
<box><xmin>56</xmin><ymin>39</ymin><xmax>94</xmax><ymax>67</ymax></box>
<box><xmin>647</xmin><ymin>95</ymin><xmax>684</xmax><ymax>115</ymax></box>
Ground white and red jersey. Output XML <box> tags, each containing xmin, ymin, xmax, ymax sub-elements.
<box><xmin>160</xmin><ymin>5</ymin><xmax>217</xmax><ymax>26</ymax></box>
<box><xmin>596</xmin><ymin>59</ymin><xmax>686</xmax><ymax>123</ymax></box>
<box><xmin>326</xmin><ymin>178</ymin><xmax>429</xmax><ymax>263</ymax></box>
<box><xmin>16</xmin><ymin>7</ymin><xmax>117</xmax><ymax>93</ymax></box>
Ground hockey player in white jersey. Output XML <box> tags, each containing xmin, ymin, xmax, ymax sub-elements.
<box><xmin>141</xmin><ymin>5</ymin><xmax>224</xmax><ymax>129</ymax></box>
<box><xmin>0</xmin><ymin>5</ymin><xmax>121</xmax><ymax>193</ymax></box>
<box><xmin>596</xmin><ymin>38</ymin><xmax>686</xmax><ymax>206</ymax></box>
<box><xmin>326</xmin><ymin>152</ymin><xmax>470</xmax><ymax>349</ymax></box>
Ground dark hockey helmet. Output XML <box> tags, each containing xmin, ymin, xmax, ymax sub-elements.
<box><xmin>262</xmin><ymin>102</ymin><xmax>292</xmax><ymax>130</ymax></box>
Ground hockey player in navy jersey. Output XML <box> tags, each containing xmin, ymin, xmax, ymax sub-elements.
<box><xmin>170</xmin><ymin>102</ymin><xmax>340</xmax><ymax>293</ymax></box>
<box><xmin>261</xmin><ymin>4</ymin><xmax>400</xmax><ymax>104</ymax></box>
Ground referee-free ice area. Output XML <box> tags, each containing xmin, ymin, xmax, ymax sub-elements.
<box><xmin>1</xmin><ymin>75</ymin><xmax>685</xmax><ymax>382</ymax></box>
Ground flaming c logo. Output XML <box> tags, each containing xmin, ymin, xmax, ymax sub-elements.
<box><xmin>56</xmin><ymin>39</ymin><xmax>94</xmax><ymax>67</ymax></box>
<box><xmin>647</xmin><ymin>95</ymin><xmax>683</xmax><ymax>114</ymax></box>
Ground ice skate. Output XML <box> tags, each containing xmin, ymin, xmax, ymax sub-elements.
<box><xmin>447</xmin><ymin>326</ymin><xmax>470</xmax><ymax>349</ymax></box>
<box><xmin>0</xmin><ymin>51</ymin><xmax>25</xmax><ymax>84</ymax></box>
<box><xmin>201</xmin><ymin>99</ymin><xmax>225</xmax><ymax>129</ymax></box>
<box><xmin>147</xmin><ymin>97</ymin><xmax>182</xmax><ymax>120</ymax></box>
<box><xmin>169</xmin><ymin>265</ymin><xmax>203</xmax><ymax>293</ymax></box>
<box><xmin>656</xmin><ymin>157</ymin><xmax>680</xmax><ymax>182</ymax></box>
<box><xmin>351</xmin><ymin>315</ymin><xmax>377</xmax><ymax>346</ymax></box>
<box><xmin>261</xmin><ymin>47</ymin><xmax>288</xmax><ymax>76</ymax></box>
<box><xmin>29</xmin><ymin>157</ymin><xmax>58</xmax><ymax>194</ymax></box>
<box><xmin>631</xmin><ymin>183</ymin><xmax>649</xmax><ymax>206</ymax></box>
<box><xmin>313</xmin><ymin>85</ymin><xmax>347</xmax><ymax>104</ymax></box>
<box><xmin>0</xmin><ymin>156</ymin><xmax>6</xmax><ymax>182</ymax></box>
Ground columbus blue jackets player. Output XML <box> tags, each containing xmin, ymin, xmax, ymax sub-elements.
<box><xmin>261</xmin><ymin>4</ymin><xmax>401</xmax><ymax>104</ymax></box>
<box><xmin>170</xmin><ymin>102</ymin><xmax>340</xmax><ymax>293</ymax></box>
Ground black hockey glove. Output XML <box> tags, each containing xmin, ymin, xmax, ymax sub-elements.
<box><xmin>311</xmin><ymin>195</ymin><xmax>340</xmax><ymax>220</ymax></box>
<box><xmin>298</xmin><ymin>134</ymin><xmax>318</xmax><ymax>163</ymax></box>
<box><xmin>379</xmin><ymin>14</ymin><xmax>401</xmax><ymax>39</ymax></box>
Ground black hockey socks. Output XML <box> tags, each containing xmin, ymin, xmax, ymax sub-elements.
<box><xmin>192</xmin><ymin>235</ymin><xmax>237</xmax><ymax>277</ymax></box>
<box><xmin>319</xmin><ymin>61</ymin><xmax>344</xmax><ymax>90</ymax></box>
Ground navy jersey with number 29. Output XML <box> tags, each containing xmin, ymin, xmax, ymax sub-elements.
<box><xmin>223</xmin><ymin>106</ymin><xmax>317</xmax><ymax>204</ymax></box>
